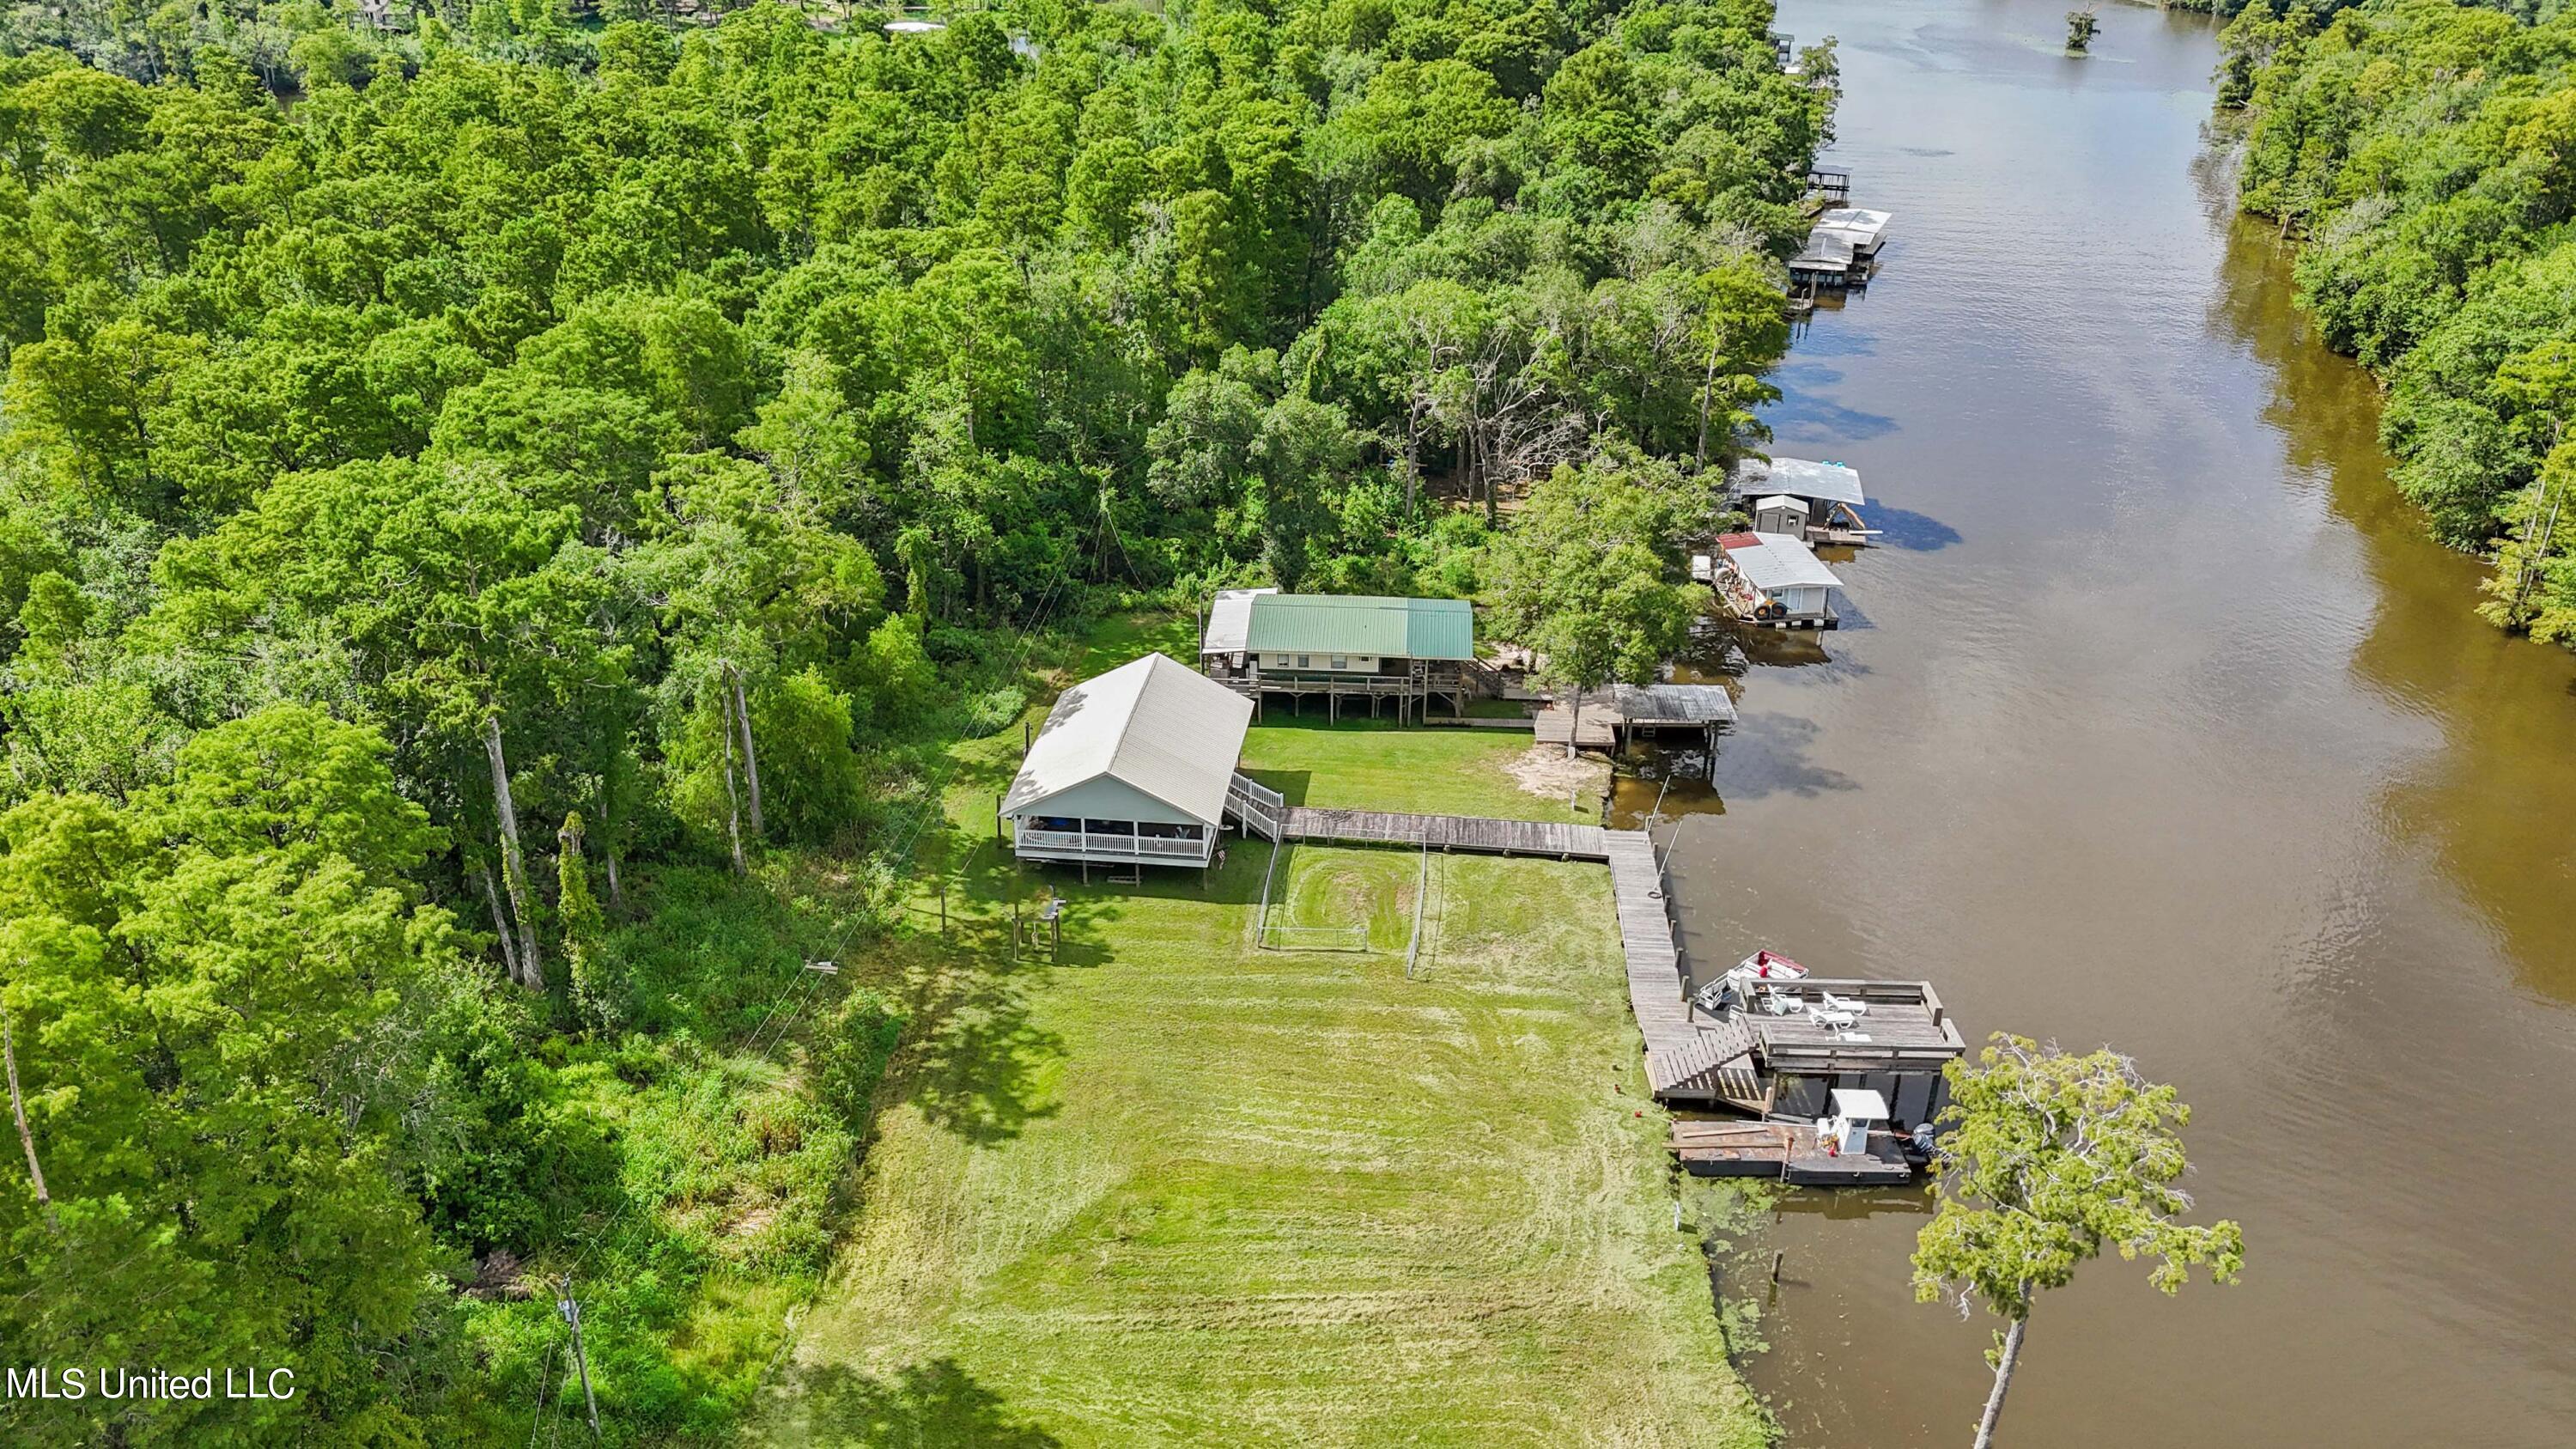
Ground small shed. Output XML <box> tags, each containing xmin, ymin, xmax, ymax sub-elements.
<box><xmin>1003</xmin><ymin>654</ymin><xmax>1253</xmax><ymax>870</ymax></box>
<box><xmin>1750</xmin><ymin>493</ymin><xmax>1810</xmax><ymax>536</ymax></box>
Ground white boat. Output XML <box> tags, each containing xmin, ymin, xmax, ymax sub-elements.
<box><xmin>1730</xmin><ymin>949</ymin><xmax>1809</xmax><ymax>982</ymax></box>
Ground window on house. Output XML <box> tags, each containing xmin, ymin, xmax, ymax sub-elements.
<box><xmin>1331</xmin><ymin>656</ymin><xmax>1346</xmax><ymax>669</ymax></box>
<box><xmin>1298</xmin><ymin>654</ymin><xmax>1311</xmax><ymax>667</ymax></box>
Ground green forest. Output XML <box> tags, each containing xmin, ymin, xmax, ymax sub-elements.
<box><xmin>2225</xmin><ymin>0</ymin><xmax>2576</xmax><ymax>644</ymax></box>
<box><xmin>0</xmin><ymin>1</ymin><xmax>1825</xmax><ymax>1442</ymax></box>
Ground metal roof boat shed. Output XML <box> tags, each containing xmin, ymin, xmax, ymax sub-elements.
<box><xmin>1789</xmin><ymin>229</ymin><xmax>1856</xmax><ymax>286</ymax></box>
<box><xmin>1733</xmin><ymin>456</ymin><xmax>1865</xmax><ymax>508</ymax></box>
<box><xmin>1003</xmin><ymin>653</ymin><xmax>1253</xmax><ymax>869</ymax></box>
<box><xmin>1812</xmin><ymin>208</ymin><xmax>1893</xmax><ymax>255</ymax></box>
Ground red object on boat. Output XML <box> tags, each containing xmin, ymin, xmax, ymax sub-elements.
<box><xmin>1735</xmin><ymin>949</ymin><xmax>1809</xmax><ymax>979</ymax></box>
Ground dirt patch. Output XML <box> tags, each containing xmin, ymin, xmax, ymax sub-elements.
<box><xmin>1501</xmin><ymin>746</ymin><xmax>1609</xmax><ymax>805</ymax></box>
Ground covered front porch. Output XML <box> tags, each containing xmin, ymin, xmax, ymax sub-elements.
<box><xmin>1010</xmin><ymin>816</ymin><xmax>1216</xmax><ymax>868</ymax></box>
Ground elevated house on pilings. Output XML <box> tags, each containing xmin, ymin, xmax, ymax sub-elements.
<box><xmin>1002</xmin><ymin>653</ymin><xmax>1257</xmax><ymax>873</ymax></box>
<box><xmin>1199</xmin><ymin>593</ymin><xmax>1485</xmax><ymax>723</ymax></box>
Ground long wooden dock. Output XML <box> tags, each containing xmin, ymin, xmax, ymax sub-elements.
<box><xmin>1281</xmin><ymin>807</ymin><xmax>1609</xmax><ymax>859</ymax></box>
<box><xmin>1606</xmin><ymin>831</ymin><xmax>1771</xmax><ymax>1108</ymax></box>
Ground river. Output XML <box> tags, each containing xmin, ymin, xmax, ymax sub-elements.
<box><xmin>1632</xmin><ymin>2</ymin><xmax>2576</xmax><ymax>1444</ymax></box>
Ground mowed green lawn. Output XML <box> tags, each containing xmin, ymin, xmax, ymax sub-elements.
<box><xmin>761</xmin><ymin>629</ymin><xmax>1758</xmax><ymax>1447</ymax></box>
<box><xmin>1236</xmin><ymin>718</ymin><xmax>1601</xmax><ymax>825</ymax></box>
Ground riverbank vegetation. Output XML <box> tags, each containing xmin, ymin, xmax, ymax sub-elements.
<box><xmin>2222</xmin><ymin>0</ymin><xmax>2576</xmax><ymax>645</ymax></box>
<box><xmin>0</xmin><ymin>1</ymin><xmax>1822</xmax><ymax>1442</ymax></box>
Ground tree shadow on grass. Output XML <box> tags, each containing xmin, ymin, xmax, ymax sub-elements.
<box><xmin>895</xmin><ymin>958</ymin><xmax>1066</xmax><ymax>1146</ymax></box>
<box><xmin>775</xmin><ymin>1359</ymin><xmax>1061</xmax><ymax>1448</ymax></box>
<box><xmin>1236</xmin><ymin>767</ymin><xmax>1311</xmax><ymax>806</ymax></box>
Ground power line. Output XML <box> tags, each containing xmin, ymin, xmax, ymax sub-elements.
<box><xmin>526</xmin><ymin>1330</ymin><xmax>558</xmax><ymax>1449</ymax></box>
<box><xmin>546</xmin><ymin>531</ymin><xmax>1096</xmax><ymax>1422</ymax></box>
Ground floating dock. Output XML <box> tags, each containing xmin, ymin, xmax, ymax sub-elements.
<box><xmin>1669</xmin><ymin>1120</ymin><xmax>1914</xmax><ymax>1184</ymax></box>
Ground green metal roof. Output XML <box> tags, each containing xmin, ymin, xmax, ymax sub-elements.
<box><xmin>1243</xmin><ymin>594</ymin><xmax>1474</xmax><ymax>661</ymax></box>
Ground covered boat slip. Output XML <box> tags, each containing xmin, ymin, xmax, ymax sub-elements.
<box><xmin>1533</xmin><ymin>682</ymin><xmax>1737</xmax><ymax>749</ymax></box>
<box><xmin>1789</xmin><ymin>228</ymin><xmax>1859</xmax><ymax>289</ymax></box>
<box><xmin>1003</xmin><ymin>653</ymin><xmax>1252</xmax><ymax>870</ymax></box>
<box><xmin>1791</xmin><ymin>208</ymin><xmax>1893</xmax><ymax>292</ymax></box>
<box><xmin>1813</xmin><ymin>207</ymin><xmax>1893</xmax><ymax>255</ymax></box>
<box><xmin>1722</xmin><ymin>977</ymin><xmax>1967</xmax><ymax>1129</ymax></box>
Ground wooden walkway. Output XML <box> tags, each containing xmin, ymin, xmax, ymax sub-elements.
<box><xmin>1282</xmin><ymin>807</ymin><xmax>1609</xmax><ymax>859</ymax></box>
<box><xmin>1606</xmin><ymin>831</ymin><xmax>1766</xmax><ymax>1107</ymax></box>
<box><xmin>1532</xmin><ymin>704</ymin><xmax>1617</xmax><ymax>748</ymax></box>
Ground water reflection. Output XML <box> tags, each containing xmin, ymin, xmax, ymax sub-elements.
<box><xmin>2204</xmin><ymin>215</ymin><xmax>2576</xmax><ymax>1004</ymax></box>
<box><xmin>1709</xmin><ymin>0</ymin><xmax>2576</xmax><ymax>1443</ymax></box>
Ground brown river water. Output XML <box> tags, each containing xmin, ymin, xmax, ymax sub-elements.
<box><xmin>1617</xmin><ymin>1</ymin><xmax>2576</xmax><ymax>1444</ymax></box>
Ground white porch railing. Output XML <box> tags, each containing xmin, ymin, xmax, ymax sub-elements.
<box><xmin>1015</xmin><ymin>829</ymin><xmax>1212</xmax><ymax>862</ymax></box>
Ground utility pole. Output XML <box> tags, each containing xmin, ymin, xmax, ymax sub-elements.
<box><xmin>3</xmin><ymin>1014</ymin><xmax>56</xmax><ymax>1234</ymax></box>
<box><xmin>558</xmin><ymin>1279</ymin><xmax>601</xmax><ymax>1443</ymax></box>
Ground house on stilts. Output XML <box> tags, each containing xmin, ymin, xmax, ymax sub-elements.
<box><xmin>1199</xmin><ymin>592</ymin><xmax>1485</xmax><ymax>722</ymax></box>
<box><xmin>1001</xmin><ymin>653</ymin><xmax>1267</xmax><ymax>871</ymax></box>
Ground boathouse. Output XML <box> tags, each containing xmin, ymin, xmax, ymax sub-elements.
<box><xmin>1002</xmin><ymin>653</ymin><xmax>1253</xmax><ymax>869</ymax></box>
<box><xmin>1706</xmin><ymin>531</ymin><xmax>1843</xmax><ymax>629</ymax></box>
<box><xmin>1813</xmin><ymin>207</ymin><xmax>1893</xmax><ymax>258</ymax></box>
<box><xmin>1732</xmin><ymin>456</ymin><xmax>1873</xmax><ymax>545</ymax></box>
<box><xmin>1789</xmin><ymin>229</ymin><xmax>1857</xmax><ymax>289</ymax></box>
<box><xmin>1200</xmin><ymin>593</ymin><xmax>1479</xmax><ymax>721</ymax></box>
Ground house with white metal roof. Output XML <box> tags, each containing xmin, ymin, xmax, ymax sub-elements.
<box><xmin>1003</xmin><ymin>653</ymin><xmax>1255</xmax><ymax>869</ymax></box>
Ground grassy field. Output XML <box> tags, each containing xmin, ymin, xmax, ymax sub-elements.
<box><xmin>756</xmin><ymin>618</ymin><xmax>1759</xmax><ymax>1446</ymax></box>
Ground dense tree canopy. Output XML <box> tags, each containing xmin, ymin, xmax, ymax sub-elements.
<box><xmin>2227</xmin><ymin>0</ymin><xmax>2576</xmax><ymax>643</ymax></box>
<box><xmin>0</xmin><ymin>1</ymin><xmax>1827</xmax><ymax>1441</ymax></box>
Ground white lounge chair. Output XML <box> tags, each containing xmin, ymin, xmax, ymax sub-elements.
<box><xmin>1818</xmin><ymin>990</ymin><xmax>1868</xmax><ymax>1016</ymax></box>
